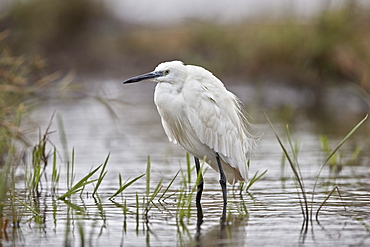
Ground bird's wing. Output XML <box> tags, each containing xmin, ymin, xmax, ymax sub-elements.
<box><xmin>183</xmin><ymin>70</ymin><xmax>251</xmax><ymax>172</ymax></box>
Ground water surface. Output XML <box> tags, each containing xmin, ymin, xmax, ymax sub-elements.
<box><xmin>8</xmin><ymin>80</ymin><xmax>370</xmax><ymax>246</ymax></box>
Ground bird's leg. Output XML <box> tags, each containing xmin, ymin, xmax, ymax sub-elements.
<box><xmin>194</xmin><ymin>157</ymin><xmax>204</xmax><ymax>229</ymax></box>
<box><xmin>215</xmin><ymin>153</ymin><xmax>227</xmax><ymax>221</ymax></box>
<box><xmin>194</xmin><ymin>157</ymin><xmax>204</xmax><ymax>204</ymax></box>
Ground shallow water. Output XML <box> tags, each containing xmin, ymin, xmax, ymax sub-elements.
<box><xmin>6</xmin><ymin>80</ymin><xmax>370</xmax><ymax>246</ymax></box>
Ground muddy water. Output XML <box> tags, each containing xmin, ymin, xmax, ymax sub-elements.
<box><xmin>9</xmin><ymin>80</ymin><xmax>370</xmax><ymax>246</ymax></box>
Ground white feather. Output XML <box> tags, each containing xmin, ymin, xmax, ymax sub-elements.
<box><xmin>152</xmin><ymin>61</ymin><xmax>255</xmax><ymax>184</ymax></box>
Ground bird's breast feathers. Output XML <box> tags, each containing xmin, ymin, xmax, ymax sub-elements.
<box><xmin>154</xmin><ymin>76</ymin><xmax>251</xmax><ymax>163</ymax></box>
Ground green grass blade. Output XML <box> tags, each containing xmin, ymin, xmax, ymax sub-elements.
<box><xmin>158</xmin><ymin>170</ymin><xmax>180</xmax><ymax>201</ymax></box>
<box><xmin>109</xmin><ymin>173</ymin><xmax>146</xmax><ymax>199</ymax></box>
<box><xmin>245</xmin><ymin>169</ymin><xmax>267</xmax><ymax>191</ymax></box>
<box><xmin>186</xmin><ymin>153</ymin><xmax>191</xmax><ymax>185</ymax></box>
<box><xmin>119</xmin><ymin>174</ymin><xmax>123</xmax><ymax>188</ymax></box>
<box><xmin>315</xmin><ymin>186</ymin><xmax>346</xmax><ymax>221</ymax></box>
<box><xmin>323</xmin><ymin>114</ymin><xmax>367</xmax><ymax>169</ymax></box>
<box><xmin>285</xmin><ymin>125</ymin><xmax>304</xmax><ymax>183</ymax></box>
<box><xmin>14</xmin><ymin>196</ymin><xmax>40</xmax><ymax>216</ymax></box>
<box><xmin>52</xmin><ymin>147</ymin><xmax>59</xmax><ymax>185</ymax></box>
<box><xmin>58</xmin><ymin>164</ymin><xmax>103</xmax><ymax>200</ymax></box>
<box><xmin>92</xmin><ymin>153</ymin><xmax>110</xmax><ymax>197</ymax></box>
<box><xmin>146</xmin><ymin>179</ymin><xmax>163</xmax><ymax>212</ymax></box>
<box><xmin>264</xmin><ymin>111</ymin><xmax>309</xmax><ymax>221</ymax></box>
<box><xmin>59</xmin><ymin>180</ymin><xmax>98</xmax><ymax>199</ymax></box>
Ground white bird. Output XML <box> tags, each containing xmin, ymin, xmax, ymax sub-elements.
<box><xmin>123</xmin><ymin>61</ymin><xmax>255</xmax><ymax>219</ymax></box>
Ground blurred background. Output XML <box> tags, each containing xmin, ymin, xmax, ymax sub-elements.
<box><xmin>1</xmin><ymin>0</ymin><xmax>370</xmax><ymax>161</ymax></box>
<box><xmin>2</xmin><ymin>0</ymin><xmax>369</xmax><ymax>79</ymax></box>
<box><xmin>2</xmin><ymin>1</ymin><xmax>369</xmax><ymax>91</ymax></box>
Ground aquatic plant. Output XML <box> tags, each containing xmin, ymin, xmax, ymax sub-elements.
<box><xmin>311</xmin><ymin>114</ymin><xmax>368</xmax><ymax>218</ymax></box>
<box><xmin>109</xmin><ymin>174</ymin><xmax>146</xmax><ymax>200</ymax></box>
<box><xmin>265</xmin><ymin>112</ymin><xmax>368</xmax><ymax>226</ymax></box>
<box><xmin>240</xmin><ymin>160</ymin><xmax>267</xmax><ymax>193</ymax></box>
<box><xmin>58</xmin><ymin>163</ymin><xmax>103</xmax><ymax>200</ymax></box>
<box><xmin>320</xmin><ymin>135</ymin><xmax>362</xmax><ymax>175</ymax></box>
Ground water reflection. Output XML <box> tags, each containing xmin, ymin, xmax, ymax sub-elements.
<box><xmin>195</xmin><ymin>202</ymin><xmax>203</xmax><ymax>242</ymax></box>
<box><xmin>193</xmin><ymin>209</ymin><xmax>248</xmax><ymax>247</ymax></box>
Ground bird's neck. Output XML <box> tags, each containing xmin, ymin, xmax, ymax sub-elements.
<box><xmin>155</xmin><ymin>81</ymin><xmax>183</xmax><ymax>95</ymax></box>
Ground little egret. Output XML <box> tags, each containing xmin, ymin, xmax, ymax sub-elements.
<box><xmin>123</xmin><ymin>61</ymin><xmax>255</xmax><ymax>219</ymax></box>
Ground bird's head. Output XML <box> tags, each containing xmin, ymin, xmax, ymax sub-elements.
<box><xmin>123</xmin><ymin>61</ymin><xmax>186</xmax><ymax>85</ymax></box>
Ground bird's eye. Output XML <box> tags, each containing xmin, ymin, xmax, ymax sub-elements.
<box><xmin>164</xmin><ymin>70</ymin><xmax>170</xmax><ymax>75</ymax></box>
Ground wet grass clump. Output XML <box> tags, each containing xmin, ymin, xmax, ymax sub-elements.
<box><xmin>0</xmin><ymin>23</ymin><xmax>67</xmax><ymax>166</ymax></box>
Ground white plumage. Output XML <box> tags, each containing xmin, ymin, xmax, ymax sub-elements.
<box><xmin>124</xmin><ymin>61</ymin><xmax>255</xmax><ymax>184</ymax></box>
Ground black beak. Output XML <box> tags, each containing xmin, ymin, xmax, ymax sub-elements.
<box><xmin>123</xmin><ymin>71</ymin><xmax>164</xmax><ymax>84</ymax></box>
